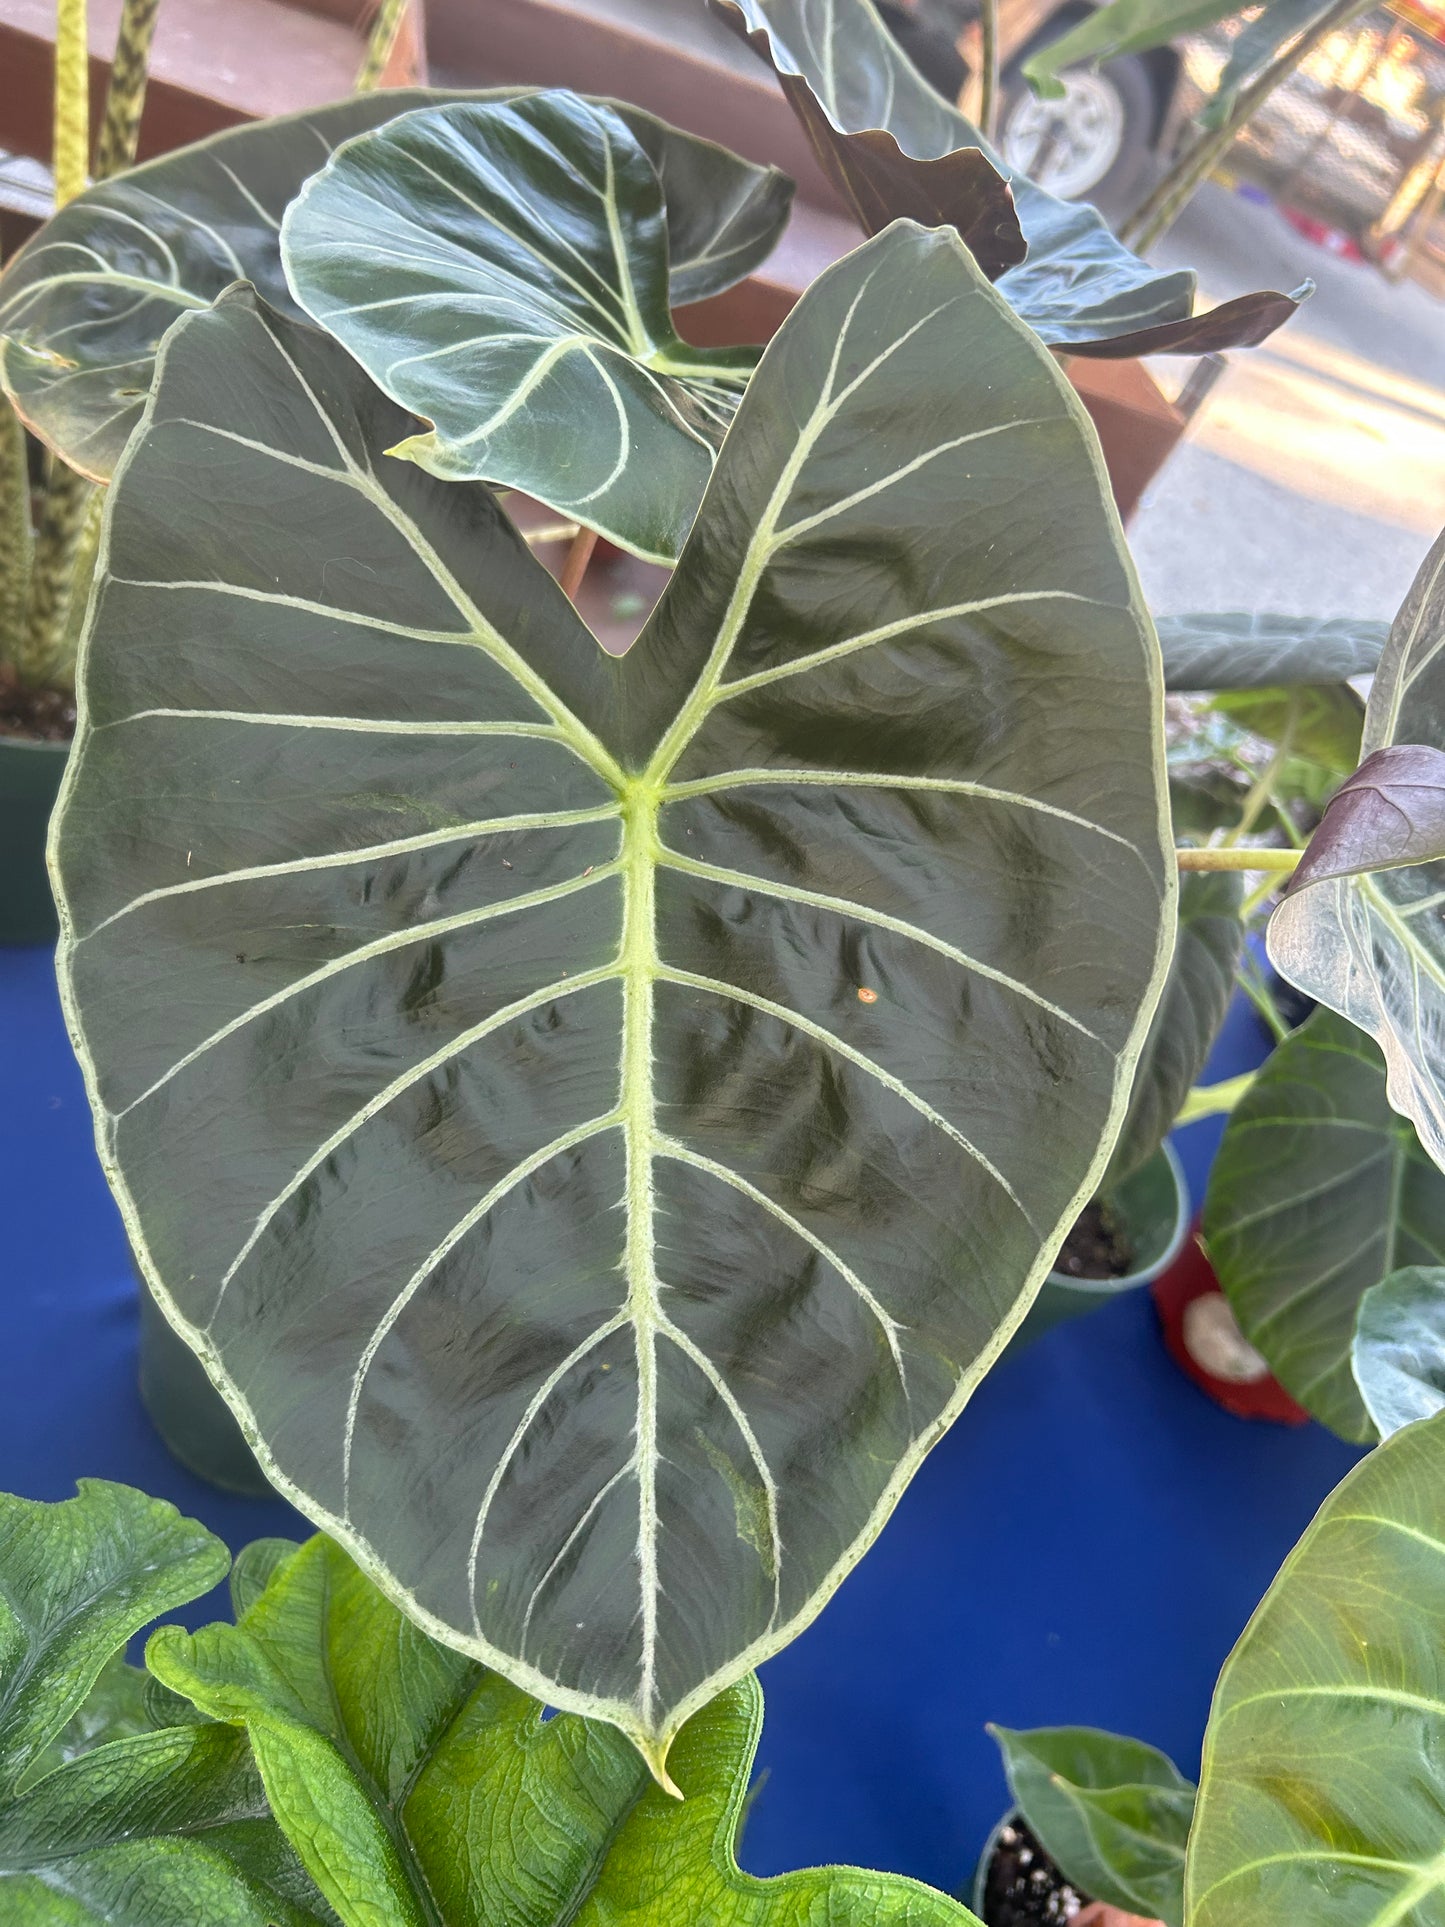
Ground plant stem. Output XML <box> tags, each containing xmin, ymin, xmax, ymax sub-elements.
<box><xmin>978</xmin><ymin>0</ymin><xmax>1000</xmax><ymax>141</ymax></box>
<box><xmin>53</xmin><ymin>0</ymin><xmax>91</xmax><ymax>207</ymax></box>
<box><xmin>95</xmin><ymin>0</ymin><xmax>160</xmax><ymax>180</ymax></box>
<box><xmin>18</xmin><ymin>461</ymin><xmax>94</xmax><ymax>687</ymax></box>
<box><xmin>1119</xmin><ymin>0</ymin><xmax>1376</xmax><ymax>250</ymax></box>
<box><xmin>1176</xmin><ymin>1070</ymin><xmax>1257</xmax><ymax>1125</ymax></box>
<box><xmin>1224</xmin><ymin>700</ymin><xmax>1295</xmax><ymax>848</ymax></box>
<box><xmin>355</xmin><ymin>0</ymin><xmax>407</xmax><ymax>91</ymax></box>
<box><xmin>559</xmin><ymin>526</ymin><xmax>599</xmax><ymax>601</ymax></box>
<box><xmin>1177</xmin><ymin>846</ymin><xmax>1301</xmax><ymax>872</ymax></box>
<box><xmin>0</xmin><ymin>398</ymin><xmax>33</xmax><ymax>671</ymax></box>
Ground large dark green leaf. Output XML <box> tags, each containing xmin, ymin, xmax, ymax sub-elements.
<box><xmin>1156</xmin><ymin>612</ymin><xmax>1388</xmax><ymax>692</ymax></box>
<box><xmin>712</xmin><ymin>0</ymin><xmax>1304</xmax><ymax>356</ymax></box>
<box><xmin>1106</xmin><ymin>868</ymin><xmax>1243</xmax><ymax>1184</ymax></box>
<box><xmin>1268</xmin><ymin>531</ymin><xmax>1445</xmax><ymax>1171</ymax></box>
<box><xmin>1023</xmin><ymin>0</ymin><xmax>1248</xmax><ymax>96</ymax></box>
<box><xmin>149</xmin><ymin>1532</ymin><xmax>977</xmax><ymax>1926</ymax></box>
<box><xmin>0</xmin><ymin>90</ymin><xmax>790</xmax><ymax>484</ymax></box>
<box><xmin>1187</xmin><ymin>1406</ymin><xmax>1445</xmax><ymax>1925</ymax></box>
<box><xmin>283</xmin><ymin>95</ymin><xmax>760</xmax><ymax>564</ymax></box>
<box><xmin>1203</xmin><ymin>1009</ymin><xmax>1445</xmax><ymax>1441</ymax></box>
<box><xmin>988</xmin><ymin>1725</ymin><xmax>1194</xmax><ymax>1926</ymax></box>
<box><xmin>1352</xmin><ymin>1264</ymin><xmax>1445</xmax><ymax>1438</ymax></box>
<box><xmin>53</xmin><ymin>225</ymin><xmax>1172</xmax><ymax>1763</ymax></box>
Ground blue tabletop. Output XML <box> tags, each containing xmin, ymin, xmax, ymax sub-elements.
<box><xmin>1</xmin><ymin>942</ymin><xmax>1360</xmax><ymax>1898</ymax></box>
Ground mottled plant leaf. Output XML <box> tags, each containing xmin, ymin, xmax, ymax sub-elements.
<box><xmin>1106</xmin><ymin>868</ymin><xmax>1243</xmax><ymax>1184</ymax></box>
<box><xmin>53</xmin><ymin>226</ymin><xmax>1172</xmax><ymax>1763</ymax></box>
<box><xmin>0</xmin><ymin>89</ymin><xmax>790</xmax><ymax>482</ymax></box>
<box><xmin>988</xmin><ymin>1725</ymin><xmax>1194</xmax><ymax>1926</ymax></box>
<box><xmin>1268</xmin><ymin>531</ymin><xmax>1445</xmax><ymax>1171</ymax></box>
<box><xmin>712</xmin><ymin>0</ymin><xmax>1304</xmax><ymax>356</ymax></box>
<box><xmin>1352</xmin><ymin>1264</ymin><xmax>1445</xmax><ymax>1438</ymax></box>
<box><xmin>1187</xmin><ymin>1406</ymin><xmax>1445</xmax><ymax>1924</ymax></box>
<box><xmin>150</xmin><ymin>1532</ymin><xmax>978</xmax><ymax>1927</ymax></box>
<box><xmin>1156</xmin><ymin>612</ymin><xmax>1388</xmax><ymax>691</ymax></box>
<box><xmin>1203</xmin><ymin>1009</ymin><xmax>1445</xmax><ymax>1441</ymax></box>
<box><xmin>283</xmin><ymin>94</ymin><xmax>759</xmax><ymax>564</ymax></box>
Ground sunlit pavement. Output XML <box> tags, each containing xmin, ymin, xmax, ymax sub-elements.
<box><xmin>1128</xmin><ymin>180</ymin><xmax>1445</xmax><ymax>617</ymax></box>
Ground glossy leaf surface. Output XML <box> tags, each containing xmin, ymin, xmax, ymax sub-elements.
<box><xmin>1352</xmin><ymin>1264</ymin><xmax>1445</xmax><ymax>1438</ymax></box>
<box><xmin>1187</xmin><ymin>1406</ymin><xmax>1445</xmax><ymax>1925</ymax></box>
<box><xmin>1204</xmin><ymin>1009</ymin><xmax>1445</xmax><ymax>1441</ymax></box>
<box><xmin>54</xmin><ymin>226</ymin><xmax>1172</xmax><ymax>1759</ymax></box>
<box><xmin>1156</xmin><ymin>612</ymin><xmax>1388</xmax><ymax>692</ymax></box>
<box><xmin>150</xmin><ymin>1532</ymin><xmax>978</xmax><ymax>1927</ymax></box>
<box><xmin>989</xmin><ymin>1725</ymin><xmax>1194</xmax><ymax>1926</ymax></box>
<box><xmin>1106</xmin><ymin>869</ymin><xmax>1242</xmax><ymax>1184</ymax></box>
<box><xmin>284</xmin><ymin>95</ymin><xmax>759</xmax><ymax>564</ymax></box>
<box><xmin>713</xmin><ymin>0</ymin><xmax>1302</xmax><ymax>356</ymax></box>
<box><xmin>1268</xmin><ymin>532</ymin><xmax>1445</xmax><ymax>1171</ymax></box>
<box><xmin>0</xmin><ymin>89</ymin><xmax>789</xmax><ymax>483</ymax></box>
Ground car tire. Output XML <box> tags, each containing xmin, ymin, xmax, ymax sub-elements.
<box><xmin>997</xmin><ymin>48</ymin><xmax>1158</xmax><ymax>220</ymax></box>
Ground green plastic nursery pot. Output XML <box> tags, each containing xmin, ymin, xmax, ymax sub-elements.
<box><xmin>1003</xmin><ymin>1141</ymin><xmax>1190</xmax><ymax>1360</ymax></box>
<box><xmin>137</xmin><ymin>1281</ymin><xmax>274</xmax><ymax>1497</ymax></box>
<box><xmin>0</xmin><ymin>735</ymin><xmax>67</xmax><ymax>945</ymax></box>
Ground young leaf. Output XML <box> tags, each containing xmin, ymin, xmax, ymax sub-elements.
<box><xmin>1154</xmin><ymin>612</ymin><xmax>1388</xmax><ymax>692</ymax></box>
<box><xmin>1284</xmin><ymin>745</ymin><xmax>1445</xmax><ymax>883</ymax></box>
<box><xmin>1203</xmin><ymin>1009</ymin><xmax>1445</xmax><ymax>1441</ymax></box>
<box><xmin>1187</xmin><ymin>1405</ymin><xmax>1445</xmax><ymax>1925</ymax></box>
<box><xmin>283</xmin><ymin>95</ymin><xmax>760</xmax><ymax>564</ymax></box>
<box><xmin>1105</xmin><ymin>869</ymin><xmax>1243</xmax><ymax>1185</ymax></box>
<box><xmin>53</xmin><ymin>224</ymin><xmax>1173</xmax><ymax>1764</ymax></box>
<box><xmin>149</xmin><ymin>1534</ymin><xmax>977</xmax><ymax>1927</ymax></box>
<box><xmin>0</xmin><ymin>1482</ymin><xmax>229</xmax><ymax>1796</ymax></box>
<box><xmin>1267</xmin><ymin>529</ymin><xmax>1445</xmax><ymax>1171</ymax></box>
<box><xmin>0</xmin><ymin>90</ymin><xmax>789</xmax><ymax>483</ymax></box>
<box><xmin>712</xmin><ymin>0</ymin><xmax>1304</xmax><ymax>357</ymax></box>
<box><xmin>1023</xmin><ymin>0</ymin><xmax>1247</xmax><ymax>99</ymax></box>
<box><xmin>1352</xmin><ymin>1264</ymin><xmax>1445</xmax><ymax>1438</ymax></box>
<box><xmin>988</xmin><ymin>1725</ymin><xmax>1194</xmax><ymax>1927</ymax></box>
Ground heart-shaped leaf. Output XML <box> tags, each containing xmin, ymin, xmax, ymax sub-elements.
<box><xmin>988</xmin><ymin>1725</ymin><xmax>1194</xmax><ymax>1927</ymax></box>
<box><xmin>54</xmin><ymin>223</ymin><xmax>1172</xmax><ymax>1763</ymax></box>
<box><xmin>1155</xmin><ymin>613</ymin><xmax>1389</xmax><ymax>692</ymax></box>
<box><xmin>1267</xmin><ymin>530</ymin><xmax>1445</xmax><ymax>1171</ymax></box>
<box><xmin>1187</xmin><ymin>1405</ymin><xmax>1445</xmax><ymax>1925</ymax></box>
<box><xmin>0</xmin><ymin>90</ymin><xmax>790</xmax><ymax>484</ymax></box>
<box><xmin>711</xmin><ymin>0</ymin><xmax>1304</xmax><ymax>356</ymax></box>
<box><xmin>1285</xmin><ymin>745</ymin><xmax>1445</xmax><ymax>884</ymax></box>
<box><xmin>1352</xmin><ymin>1264</ymin><xmax>1445</xmax><ymax>1438</ymax></box>
<box><xmin>149</xmin><ymin>1530</ymin><xmax>977</xmax><ymax>1926</ymax></box>
<box><xmin>1203</xmin><ymin>1009</ymin><xmax>1445</xmax><ymax>1441</ymax></box>
<box><xmin>1106</xmin><ymin>868</ymin><xmax>1243</xmax><ymax>1185</ymax></box>
<box><xmin>283</xmin><ymin>94</ymin><xmax>761</xmax><ymax>564</ymax></box>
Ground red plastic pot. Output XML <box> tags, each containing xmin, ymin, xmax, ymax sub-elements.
<box><xmin>1151</xmin><ymin>1225</ymin><xmax>1309</xmax><ymax>1425</ymax></box>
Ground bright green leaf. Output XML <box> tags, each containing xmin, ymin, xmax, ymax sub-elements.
<box><xmin>1155</xmin><ymin>612</ymin><xmax>1387</xmax><ymax>692</ymax></box>
<box><xmin>28</xmin><ymin>1655</ymin><xmax>152</xmax><ymax>1779</ymax></box>
<box><xmin>1211</xmin><ymin>684</ymin><xmax>1364</xmax><ymax>776</ymax></box>
<box><xmin>988</xmin><ymin>1724</ymin><xmax>1194</xmax><ymax>1926</ymax></box>
<box><xmin>1024</xmin><ymin>0</ymin><xmax>1251</xmax><ymax>98</ymax></box>
<box><xmin>283</xmin><ymin>94</ymin><xmax>759</xmax><ymax>563</ymax></box>
<box><xmin>1352</xmin><ymin>1264</ymin><xmax>1445</xmax><ymax>1438</ymax></box>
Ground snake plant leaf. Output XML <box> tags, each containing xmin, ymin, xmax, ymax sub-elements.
<box><xmin>1106</xmin><ymin>868</ymin><xmax>1243</xmax><ymax>1185</ymax></box>
<box><xmin>1203</xmin><ymin>1009</ymin><xmax>1445</xmax><ymax>1442</ymax></box>
<box><xmin>282</xmin><ymin>94</ymin><xmax>760</xmax><ymax>564</ymax></box>
<box><xmin>53</xmin><ymin>223</ymin><xmax>1173</xmax><ymax>1764</ymax></box>
<box><xmin>0</xmin><ymin>1483</ymin><xmax>229</xmax><ymax>1798</ymax></box>
<box><xmin>988</xmin><ymin>1725</ymin><xmax>1194</xmax><ymax>1926</ymax></box>
<box><xmin>1352</xmin><ymin>1264</ymin><xmax>1445</xmax><ymax>1438</ymax></box>
<box><xmin>1156</xmin><ymin>612</ymin><xmax>1389</xmax><ymax>692</ymax></box>
<box><xmin>1023</xmin><ymin>0</ymin><xmax>1249</xmax><ymax>99</ymax></box>
<box><xmin>712</xmin><ymin>0</ymin><xmax>1303</xmax><ymax>356</ymax></box>
<box><xmin>1268</xmin><ymin>531</ymin><xmax>1445</xmax><ymax>1172</ymax></box>
<box><xmin>1187</xmin><ymin>1405</ymin><xmax>1445</xmax><ymax>1925</ymax></box>
<box><xmin>0</xmin><ymin>90</ymin><xmax>789</xmax><ymax>485</ymax></box>
<box><xmin>150</xmin><ymin>1532</ymin><xmax>977</xmax><ymax>1927</ymax></box>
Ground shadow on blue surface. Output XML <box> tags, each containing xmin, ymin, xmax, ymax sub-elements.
<box><xmin>1</xmin><ymin>942</ymin><xmax>1360</xmax><ymax>1897</ymax></box>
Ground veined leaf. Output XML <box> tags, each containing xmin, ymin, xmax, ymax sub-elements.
<box><xmin>283</xmin><ymin>95</ymin><xmax>760</xmax><ymax>564</ymax></box>
<box><xmin>53</xmin><ymin>225</ymin><xmax>1173</xmax><ymax>1763</ymax></box>
<box><xmin>1106</xmin><ymin>868</ymin><xmax>1243</xmax><ymax>1184</ymax></box>
<box><xmin>150</xmin><ymin>1533</ymin><xmax>978</xmax><ymax>1927</ymax></box>
<box><xmin>1156</xmin><ymin>612</ymin><xmax>1388</xmax><ymax>692</ymax></box>
<box><xmin>712</xmin><ymin>0</ymin><xmax>1304</xmax><ymax>356</ymax></box>
<box><xmin>1268</xmin><ymin>530</ymin><xmax>1445</xmax><ymax>1171</ymax></box>
<box><xmin>1203</xmin><ymin>1009</ymin><xmax>1445</xmax><ymax>1442</ymax></box>
<box><xmin>1352</xmin><ymin>1264</ymin><xmax>1445</xmax><ymax>1438</ymax></box>
<box><xmin>0</xmin><ymin>89</ymin><xmax>790</xmax><ymax>483</ymax></box>
<box><xmin>1286</xmin><ymin>745</ymin><xmax>1445</xmax><ymax>882</ymax></box>
<box><xmin>1024</xmin><ymin>0</ymin><xmax>1246</xmax><ymax>98</ymax></box>
<box><xmin>1187</xmin><ymin>1406</ymin><xmax>1445</xmax><ymax>1926</ymax></box>
<box><xmin>988</xmin><ymin>1725</ymin><xmax>1194</xmax><ymax>1926</ymax></box>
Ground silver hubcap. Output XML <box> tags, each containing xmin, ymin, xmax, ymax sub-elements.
<box><xmin>1001</xmin><ymin>69</ymin><xmax>1128</xmax><ymax>200</ymax></box>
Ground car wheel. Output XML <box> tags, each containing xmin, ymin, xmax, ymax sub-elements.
<box><xmin>998</xmin><ymin>50</ymin><xmax>1157</xmax><ymax>218</ymax></box>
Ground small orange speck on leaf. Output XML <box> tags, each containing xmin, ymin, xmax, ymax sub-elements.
<box><xmin>857</xmin><ymin>987</ymin><xmax>878</xmax><ymax>1004</ymax></box>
